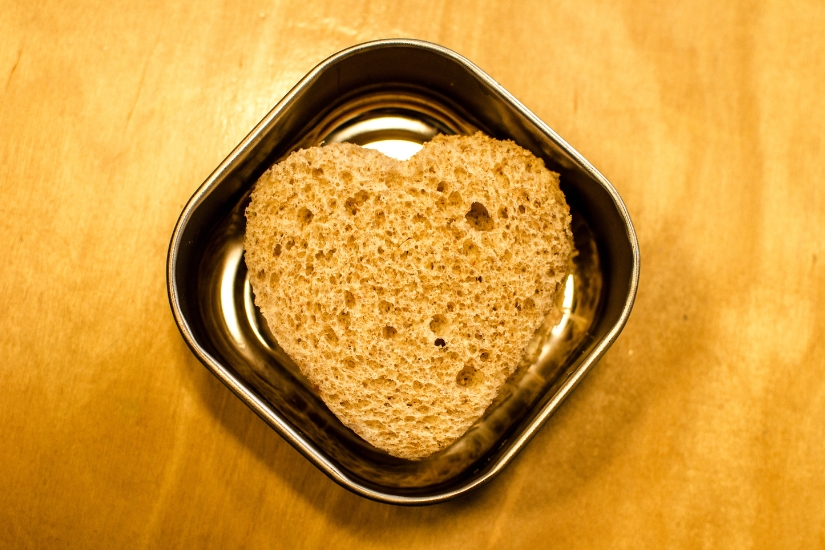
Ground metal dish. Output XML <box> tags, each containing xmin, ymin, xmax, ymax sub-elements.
<box><xmin>167</xmin><ymin>39</ymin><xmax>639</xmax><ymax>505</ymax></box>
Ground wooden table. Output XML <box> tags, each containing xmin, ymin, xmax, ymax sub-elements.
<box><xmin>2</xmin><ymin>1</ymin><xmax>824</xmax><ymax>547</ymax></box>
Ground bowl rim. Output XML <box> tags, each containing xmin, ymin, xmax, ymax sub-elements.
<box><xmin>167</xmin><ymin>38</ymin><xmax>640</xmax><ymax>505</ymax></box>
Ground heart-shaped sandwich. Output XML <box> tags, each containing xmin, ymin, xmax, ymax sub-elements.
<box><xmin>244</xmin><ymin>133</ymin><xmax>573</xmax><ymax>460</ymax></box>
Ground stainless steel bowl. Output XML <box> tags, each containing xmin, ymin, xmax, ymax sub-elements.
<box><xmin>167</xmin><ymin>39</ymin><xmax>639</xmax><ymax>505</ymax></box>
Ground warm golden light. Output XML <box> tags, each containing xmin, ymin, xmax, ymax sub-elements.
<box><xmin>363</xmin><ymin>139</ymin><xmax>423</xmax><ymax>160</ymax></box>
<box><xmin>562</xmin><ymin>273</ymin><xmax>575</xmax><ymax>311</ymax></box>
<box><xmin>220</xmin><ymin>244</ymin><xmax>244</xmax><ymax>344</ymax></box>
<box><xmin>551</xmin><ymin>275</ymin><xmax>576</xmax><ymax>337</ymax></box>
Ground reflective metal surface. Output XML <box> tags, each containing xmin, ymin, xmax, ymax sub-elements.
<box><xmin>167</xmin><ymin>39</ymin><xmax>640</xmax><ymax>505</ymax></box>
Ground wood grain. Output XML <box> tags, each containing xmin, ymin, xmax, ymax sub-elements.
<box><xmin>1</xmin><ymin>0</ymin><xmax>824</xmax><ymax>548</ymax></box>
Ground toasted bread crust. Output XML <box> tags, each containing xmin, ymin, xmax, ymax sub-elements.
<box><xmin>244</xmin><ymin>133</ymin><xmax>573</xmax><ymax>459</ymax></box>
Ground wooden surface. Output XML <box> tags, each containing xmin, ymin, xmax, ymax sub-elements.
<box><xmin>2</xmin><ymin>0</ymin><xmax>824</xmax><ymax>548</ymax></box>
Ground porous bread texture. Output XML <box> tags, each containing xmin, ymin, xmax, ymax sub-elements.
<box><xmin>244</xmin><ymin>133</ymin><xmax>573</xmax><ymax>460</ymax></box>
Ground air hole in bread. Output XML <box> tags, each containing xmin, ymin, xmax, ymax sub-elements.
<box><xmin>337</xmin><ymin>311</ymin><xmax>350</xmax><ymax>328</ymax></box>
<box><xmin>479</xmin><ymin>350</ymin><xmax>490</xmax><ymax>362</ymax></box>
<box><xmin>344</xmin><ymin>190</ymin><xmax>370</xmax><ymax>215</ymax></box>
<box><xmin>448</xmin><ymin>191</ymin><xmax>463</xmax><ymax>206</ymax></box>
<box><xmin>465</xmin><ymin>202</ymin><xmax>494</xmax><ymax>231</ymax></box>
<box><xmin>524</xmin><ymin>297</ymin><xmax>536</xmax><ymax>311</ymax></box>
<box><xmin>344</xmin><ymin>235</ymin><xmax>357</xmax><ymax>252</ymax></box>
<box><xmin>434</xmin><ymin>338</ymin><xmax>446</xmax><ymax>347</ymax></box>
<box><xmin>344</xmin><ymin>291</ymin><xmax>356</xmax><ymax>309</ymax></box>
<box><xmin>273</xmin><ymin>243</ymin><xmax>282</xmax><ymax>256</ymax></box>
<box><xmin>429</xmin><ymin>315</ymin><xmax>448</xmax><ymax>334</ymax></box>
<box><xmin>461</xmin><ymin>239</ymin><xmax>480</xmax><ymax>258</ymax></box>
<box><xmin>455</xmin><ymin>365</ymin><xmax>479</xmax><ymax>387</ymax></box>
<box><xmin>369</xmin><ymin>376</ymin><xmax>395</xmax><ymax>390</ymax></box>
<box><xmin>518</xmin><ymin>204</ymin><xmax>526</xmax><ymax>214</ymax></box>
<box><xmin>297</xmin><ymin>207</ymin><xmax>314</xmax><ymax>227</ymax></box>
<box><xmin>498</xmin><ymin>206</ymin><xmax>509</xmax><ymax>219</ymax></box>
<box><xmin>323</xmin><ymin>325</ymin><xmax>338</xmax><ymax>345</ymax></box>
<box><xmin>436</xmin><ymin>181</ymin><xmax>446</xmax><ymax>192</ymax></box>
<box><xmin>383</xmin><ymin>326</ymin><xmax>398</xmax><ymax>338</ymax></box>
<box><xmin>378</xmin><ymin>300</ymin><xmax>393</xmax><ymax>315</ymax></box>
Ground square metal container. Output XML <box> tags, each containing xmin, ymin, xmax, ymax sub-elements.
<box><xmin>167</xmin><ymin>39</ymin><xmax>639</xmax><ymax>505</ymax></box>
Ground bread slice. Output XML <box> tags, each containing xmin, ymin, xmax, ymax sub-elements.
<box><xmin>244</xmin><ymin>133</ymin><xmax>573</xmax><ymax>460</ymax></box>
